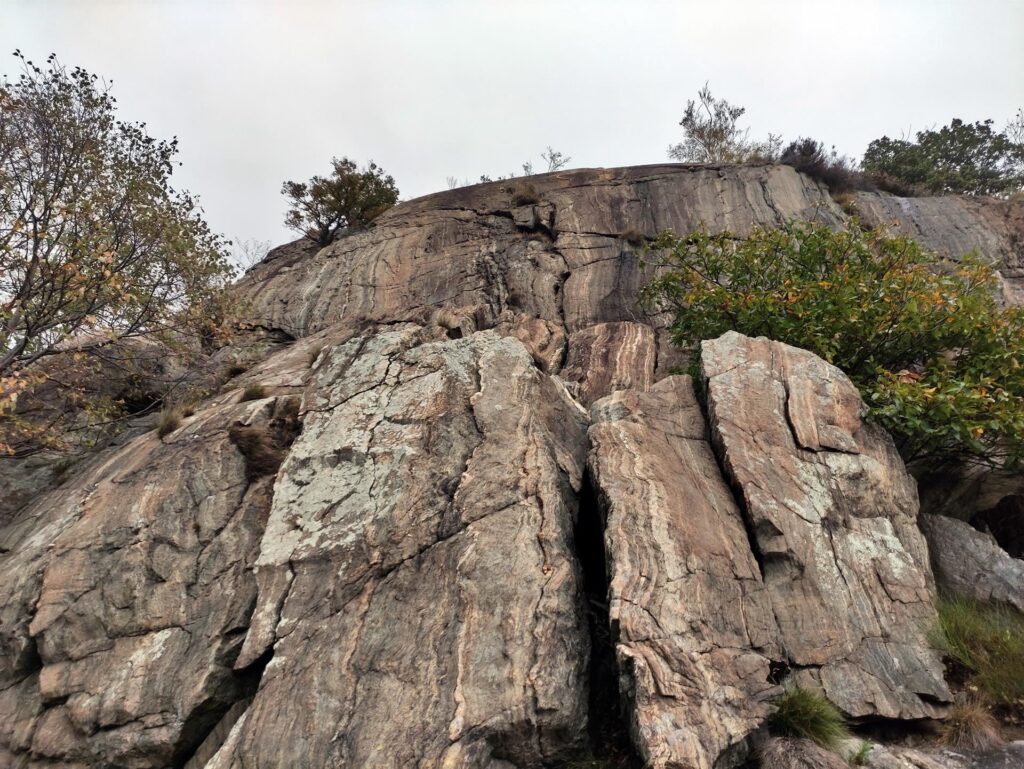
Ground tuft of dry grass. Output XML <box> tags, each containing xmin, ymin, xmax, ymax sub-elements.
<box><xmin>940</xmin><ymin>696</ymin><xmax>1002</xmax><ymax>751</ymax></box>
<box><xmin>239</xmin><ymin>383</ymin><xmax>266</xmax><ymax>402</ymax></box>
<box><xmin>156</xmin><ymin>409</ymin><xmax>182</xmax><ymax>439</ymax></box>
<box><xmin>510</xmin><ymin>183</ymin><xmax>539</xmax><ymax>207</ymax></box>
<box><xmin>227</xmin><ymin>424</ymin><xmax>283</xmax><ymax>479</ymax></box>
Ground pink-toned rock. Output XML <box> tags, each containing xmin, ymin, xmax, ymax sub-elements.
<box><xmin>563</xmin><ymin>321</ymin><xmax>656</xmax><ymax>405</ymax></box>
<box><xmin>701</xmin><ymin>331</ymin><xmax>950</xmax><ymax>719</ymax></box>
<box><xmin>589</xmin><ymin>376</ymin><xmax>780</xmax><ymax>769</ymax></box>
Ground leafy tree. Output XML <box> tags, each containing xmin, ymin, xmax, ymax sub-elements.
<box><xmin>0</xmin><ymin>52</ymin><xmax>234</xmax><ymax>453</ymax></box>
<box><xmin>668</xmin><ymin>83</ymin><xmax>781</xmax><ymax>163</ymax></box>
<box><xmin>643</xmin><ymin>221</ymin><xmax>1024</xmax><ymax>468</ymax></box>
<box><xmin>282</xmin><ymin>157</ymin><xmax>398</xmax><ymax>246</ymax></box>
<box><xmin>862</xmin><ymin>118</ymin><xmax>1024</xmax><ymax>196</ymax></box>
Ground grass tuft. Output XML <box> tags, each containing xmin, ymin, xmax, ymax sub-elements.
<box><xmin>239</xmin><ymin>383</ymin><xmax>266</xmax><ymax>402</ymax></box>
<box><xmin>510</xmin><ymin>183</ymin><xmax>539</xmax><ymax>206</ymax></box>
<box><xmin>847</xmin><ymin>740</ymin><xmax>872</xmax><ymax>766</ymax></box>
<box><xmin>156</xmin><ymin>409</ymin><xmax>182</xmax><ymax>439</ymax></box>
<box><xmin>933</xmin><ymin>596</ymin><xmax>1024</xmax><ymax>704</ymax></box>
<box><xmin>940</xmin><ymin>696</ymin><xmax>1002</xmax><ymax>751</ymax></box>
<box><xmin>766</xmin><ymin>686</ymin><xmax>850</xmax><ymax>751</ymax></box>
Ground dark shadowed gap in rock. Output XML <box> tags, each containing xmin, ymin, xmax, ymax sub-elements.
<box><xmin>171</xmin><ymin>646</ymin><xmax>273</xmax><ymax>769</ymax></box>
<box><xmin>971</xmin><ymin>494</ymin><xmax>1024</xmax><ymax>558</ymax></box>
<box><xmin>554</xmin><ymin>470</ymin><xmax>643</xmax><ymax>768</ymax></box>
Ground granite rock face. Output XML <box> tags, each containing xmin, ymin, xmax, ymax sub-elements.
<box><xmin>701</xmin><ymin>332</ymin><xmax>949</xmax><ymax>720</ymax></box>
<box><xmin>208</xmin><ymin>328</ymin><xmax>592</xmax><ymax>768</ymax></box>
<box><xmin>0</xmin><ymin>385</ymin><xmax>299</xmax><ymax>767</ymax></box>
<box><xmin>588</xmin><ymin>376</ymin><xmax>780</xmax><ymax>769</ymax></box>
<box><xmin>4</xmin><ymin>165</ymin><xmax>1016</xmax><ymax>768</ymax></box>
<box><xmin>920</xmin><ymin>514</ymin><xmax>1024</xmax><ymax>612</ymax></box>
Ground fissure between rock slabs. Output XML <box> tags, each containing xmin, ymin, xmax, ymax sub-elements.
<box><xmin>555</xmin><ymin>470</ymin><xmax>643</xmax><ymax>769</ymax></box>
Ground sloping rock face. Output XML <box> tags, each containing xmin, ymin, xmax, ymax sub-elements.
<box><xmin>237</xmin><ymin>164</ymin><xmax>845</xmax><ymax>341</ymax></box>
<box><xmin>0</xmin><ymin>389</ymin><xmax>298</xmax><ymax>767</ymax></box>
<box><xmin>701</xmin><ymin>332</ymin><xmax>948</xmax><ymax>720</ymax></box>
<box><xmin>920</xmin><ymin>514</ymin><xmax>1024</xmax><ymax>612</ymax></box>
<box><xmin>853</xmin><ymin>192</ymin><xmax>1024</xmax><ymax>304</ymax></box>
<box><xmin>207</xmin><ymin>328</ymin><xmax>591</xmax><ymax>768</ymax></box>
<box><xmin>588</xmin><ymin>376</ymin><xmax>780</xmax><ymax>769</ymax></box>
<box><xmin>6</xmin><ymin>165</ymin><xmax>1017</xmax><ymax>768</ymax></box>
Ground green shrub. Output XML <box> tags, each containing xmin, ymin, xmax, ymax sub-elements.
<box><xmin>643</xmin><ymin>221</ymin><xmax>1024</xmax><ymax>468</ymax></box>
<box><xmin>766</xmin><ymin>687</ymin><xmax>850</xmax><ymax>750</ymax></box>
<box><xmin>239</xmin><ymin>384</ymin><xmax>266</xmax><ymax>402</ymax></box>
<box><xmin>934</xmin><ymin>597</ymin><xmax>1024</xmax><ymax>704</ymax></box>
<box><xmin>862</xmin><ymin>117</ymin><xmax>1024</xmax><ymax>196</ymax></box>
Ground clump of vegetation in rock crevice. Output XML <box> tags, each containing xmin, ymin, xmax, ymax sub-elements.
<box><xmin>765</xmin><ymin>687</ymin><xmax>850</xmax><ymax>751</ymax></box>
<box><xmin>933</xmin><ymin>596</ymin><xmax>1024</xmax><ymax>706</ymax></box>
<box><xmin>227</xmin><ymin>397</ymin><xmax>301</xmax><ymax>481</ymax></box>
<box><xmin>642</xmin><ymin>221</ymin><xmax>1024</xmax><ymax>470</ymax></box>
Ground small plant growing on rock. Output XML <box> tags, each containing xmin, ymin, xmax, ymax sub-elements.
<box><xmin>239</xmin><ymin>384</ymin><xmax>266</xmax><ymax>402</ymax></box>
<box><xmin>766</xmin><ymin>687</ymin><xmax>850</xmax><ymax>751</ymax></box>
<box><xmin>847</xmin><ymin>740</ymin><xmax>872</xmax><ymax>766</ymax></box>
<box><xmin>510</xmin><ymin>183</ymin><xmax>540</xmax><ymax>207</ymax></box>
<box><xmin>156</xmin><ymin>409</ymin><xmax>182</xmax><ymax>439</ymax></box>
<box><xmin>934</xmin><ymin>597</ymin><xmax>1024</xmax><ymax>704</ymax></box>
<box><xmin>939</xmin><ymin>695</ymin><xmax>1002</xmax><ymax>751</ymax></box>
<box><xmin>643</xmin><ymin>221</ymin><xmax>1024</xmax><ymax>469</ymax></box>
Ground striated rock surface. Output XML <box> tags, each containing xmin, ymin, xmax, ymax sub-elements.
<box><xmin>919</xmin><ymin>514</ymin><xmax>1024</xmax><ymax>612</ymax></box>
<box><xmin>6</xmin><ymin>165</ymin><xmax>1020</xmax><ymax>768</ymax></box>
<box><xmin>853</xmin><ymin>192</ymin><xmax>1024</xmax><ymax>304</ymax></box>
<box><xmin>236</xmin><ymin>164</ymin><xmax>845</xmax><ymax>341</ymax></box>
<box><xmin>701</xmin><ymin>332</ymin><xmax>949</xmax><ymax>719</ymax></box>
<box><xmin>0</xmin><ymin>386</ymin><xmax>299</xmax><ymax>767</ymax></box>
<box><xmin>563</xmin><ymin>321</ymin><xmax>656</xmax><ymax>406</ymax></box>
<box><xmin>589</xmin><ymin>376</ymin><xmax>780</xmax><ymax>769</ymax></box>
<box><xmin>208</xmin><ymin>328</ymin><xmax>592</xmax><ymax>768</ymax></box>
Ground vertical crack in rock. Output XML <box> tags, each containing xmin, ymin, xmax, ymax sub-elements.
<box><xmin>588</xmin><ymin>376</ymin><xmax>781</xmax><ymax>769</ymax></box>
<box><xmin>567</xmin><ymin>469</ymin><xmax>642</xmax><ymax>768</ymax></box>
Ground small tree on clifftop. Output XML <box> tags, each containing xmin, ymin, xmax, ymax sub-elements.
<box><xmin>282</xmin><ymin>158</ymin><xmax>399</xmax><ymax>246</ymax></box>
<box><xmin>668</xmin><ymin>83</ymin><xmax>780</xmax><ymax>163</ymax></box>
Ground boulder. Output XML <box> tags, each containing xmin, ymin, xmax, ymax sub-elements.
<box><xmin>589</xmin><ymin>376</ymin><xmax>780</xmax><ymax>769</ymax></box>
<box><xmin>919</xmin><ymin>514</ymin><xmax>1024</xmax><ymax>612</ymax></box>
<box><xmin>701</xmin><ymin>332</ymin><xmax>949</xmax><ymax>719</ymax></box>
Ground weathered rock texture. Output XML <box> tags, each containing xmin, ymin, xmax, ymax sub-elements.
<box><xmin>209</xmin><ymin>328</ymin><xmax>591</xmax><ymax>768</ymax></box>
<box><xmin>0</xmin><ymin>388</ymin><xmax>298</xmax><ymax>767</ymax></box>
<box><xmin>589</xmin><ymin>376</ymin><xmax>780</xmax><ymax>769</ymax></box>
<box><xmin>3</xmin><ymin>165</ymin><xmax>1018</xmax><ymax>768</ymax></box>
<box><xmin>701</xmin><ymin>332</ymin><xmax>949</xmax><ymax>720</ymax></box>
<box><xmin>854</xmin><ymin>192</ymin><xmax>1024</xmax><ymax>305</ymax></box>
<box><xmin>919</xmin><ymin>514</ymin><xmax>1024</xmax><ymax>613</ymax></box>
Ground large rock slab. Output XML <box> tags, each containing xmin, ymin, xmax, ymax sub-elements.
<box><xmin>209</xmin><ymin>328</ymin><xmax>591</xmax><ymax>768</ymax></box>
<box><xmin>919</xmin><ymin>514</ymin><xmax>1024</xmax><ymax>612</ymax></box>
<box><xmin>701</xmin><ymin>332</ymin><xmax>950</xmax><ymax>719</ymax></box>
<box><xmin>236</xmin><ymin>164</ymin><xmax>843</xmax><ymax>338</ymax></box>
<box><xmin>853</xmin><ymin>193</ymin><xmax>1024</xmax><ymax>305</ymax></box>
<box><xmin>0</xmin><ymin>386</ymin><xmax>300</xmax><ymax>767</ymax></box>
<box><xmin>588</xmin><ymin>376</ymin><xmax>781</xmax><ymax>769</ymax></box>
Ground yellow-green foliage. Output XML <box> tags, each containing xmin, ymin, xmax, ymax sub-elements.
<box><xmin>644</xmin><ymin>221</ymin><xmax>1024</xmax><ymax>468</ymax></box>
<box><xmin>766</xmin><ymin>687</ymin><xmax>850</xmax><ymax>751</ymax></box>
<box><xmin>934</xmin><ymin>597</ymin><xmax>1024</xmax><ymax>704</ymax></box>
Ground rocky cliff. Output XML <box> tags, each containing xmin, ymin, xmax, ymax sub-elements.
<box><xmin>2</xmin><ymin>164</ymin><xmax>1023</xmax><ymax>769</ymax></box>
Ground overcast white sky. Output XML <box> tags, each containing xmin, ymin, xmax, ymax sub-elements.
<box><xmin>4</xmin><ymin>1</ymin><xmax>1023</xmax><ymax>260</ymax></box>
